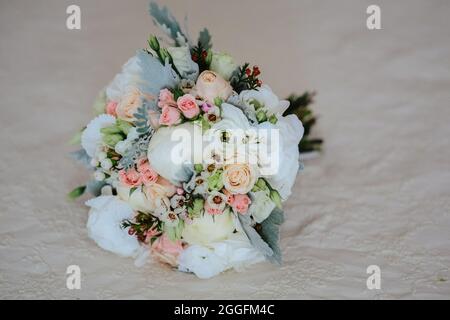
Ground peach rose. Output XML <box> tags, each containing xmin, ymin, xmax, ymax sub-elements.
<box><xmin>119</xmin><ymin>168</ymin><xmax>142</xmax><ymax>187</ymax></box>
<box><xmin>223</xmin><ymin>164</ymin><xmax>257</xmax><ymax>194</ymax></box>
<box><xmin>106</xmin><ymin>101</ymin><xmax>118</xmax><ymax>116</ymax></box>
<box><xmin>116</xmin><ymin>87</ymin><xmax>143</xmax><ymax>122</ymax></box>
<box><xmin>177</xmin><ymin>94</ymin><xmax>200</xmax><ymax>119</ymax></box>
<box><xmin>231</xmin><ymin>194</ymin><xmax>251</xmax><ymax>214</ymax></box>
<box><xmin>158</xmin><ymin>89</ymin><xmax>177</xmax><ymax>109</ymax></box>
<box><xmin>194</xmin><ymin>71</ymin><xmax>233</xmax><ymax>104</ymax></box>
<box><xmin>159</xmin><ymin>106</ymin><xmax>182</xmax><ymax>126</ymax></box>
<box><xmin>137</xmin><ymin>158</ymin><xmax>159</xmax><ymax>186</ymax></box>
<box><xmin>151</xmin><ymin>234</ymin><xmax>184</xmax><ymax>267</ymax></box>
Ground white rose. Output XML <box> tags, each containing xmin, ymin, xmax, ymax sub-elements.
<box><xmin>182</xmin><ymin>211</ymin><xmax>235</xmax><ymax>246</ymax></box>
<box><xmin>147</xmin><ymin>122</ymin><xmax>198</xmax><ymax>185</ymax></box>
<box><xmin>167</xmin><ymin>46</ymin><xmax>199</xmax><ymax>80</ymax></box>
<box><xmin>210</xmin><ymin>52</ymin><xmax>237</xmax><ymax>81</ymax></box>
<box><xmin>239</xmin><ymin>85</ymin><xmax>290</xmax><ymax>116</ymax></box>
<box><xmin>85</xmin><ymin>196</ymin><xmax>140</xmax><ymax>257</ymax></box>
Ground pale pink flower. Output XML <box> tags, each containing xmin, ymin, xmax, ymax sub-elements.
<box><xmin>158</xmin><ymin>89</ymin><xmax>177</xmax><ymax>109</ymax></box>
<box><xmin>232</xmin><ymin>194</ymin><xmax>251</xmax><ymax>214</ymax></box>
<box><xmin>119</xmin><ymin>168</ymin><xmax>142</xmax><ymax>187</ymax></box>
<box><xmin>204</xmin><ymin>202</ymin><xmax>223</xmax><ymax>215</ymax></box>
<box><xmin>151</xmin><ymin>234</ymin><xmax>184</xmax><ymax>267</ymax></box>
<box><xmin>106</xmin><ymin>101</ymin><xmax>118</xmax><ymax>116</ymax></box>
<box><xmin>159</xmin><ymin>106</ymin><xmax>181</xmax><ymax>126</ymax></box>
<box><xmin>177</xmin><ymin>94</ymin><xmax>200</xmax><ymax>119</ymax></box>
<box><xmin>137</xmin><ymin>159</ymin><xmax>159</xmax><ymax>186</ymax></box>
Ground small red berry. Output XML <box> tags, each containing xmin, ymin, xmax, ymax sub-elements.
<box><xmin>245</xmin><ymin>68</ymin><xmax>251</xmax><ymax>76</ymax></box>
<box><xmin>201</xmin><ymin>50</ymin><xmax>208</xmax><ymax>59</ymax></box>
<box><xmin>253</xmin><ymin>66</ymin><xmax>261</xmax><ymax>76</ymax></box>
<box><xmin>128</xmin><ymin>227</ymin><xmax>135</xmax><ymax>235</ymax></box>
<box><xmin>192</xmin><ymin>54</ymin><xmax>198</xmax><ymax>62</ymax></box>
<box><xmin>257</xmin><ymin>80</ymin><xmax>262</xmax><ymax>86</ymax></box>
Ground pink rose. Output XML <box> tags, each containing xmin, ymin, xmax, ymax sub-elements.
<box><xmin>177</xmin><ymin>94</ymin><xmax>200</xmax><ymax>119</ymax></box>
<box><xmin>231</xmin><ymin>194</ymin><xmax>251</xmax><ymax>214</ymax></box>
<box><xmin>137</xmin><ymin>159</ymin><xmax>159</xmax><ymax>186</ymax></box>
<box><xmin>151</xmin><ymin>234</ymin><xmax>184</xmax><ymax>267</ymax></box>
<box><xmin>106</xmin><ymin>101</ymin><xmax>118</xmax><ymax>116</ymax></box>
<box><xmin>159</xmin><ymin>106</ymin><xmax>181</xmax><ymax>126</ymax></box>
<box><xmin>119</xmin><ymin>168</ymin><xmax>142</xmax><ymax>187</ymax></box>
<box><xmin>158</xmin><ymin>89</ymin><xmax>177</xmax><ymax>109</ymax></box>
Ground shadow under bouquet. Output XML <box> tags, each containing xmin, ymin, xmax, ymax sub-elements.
<box><xmin>69</xmin><ymin>2</ymin><xmax>321</xmax><ymax>279</ymax></box>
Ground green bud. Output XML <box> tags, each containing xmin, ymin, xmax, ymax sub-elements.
<box><xmin>194</xmin><ymin>164</ymin><xmax>203</xmax><ymax>173</ymax></box>
<box><xmin>148</xmin><ymin>35</ymin><xmax>160</xmax><ymax>52</ymax></box>
<box><xmin>256</xmin><ymin>178</ymin><xmax>267</xmax><ymax>190</ymax></box>
<box><xmin>102</xmin><ymin>133</ymin><xmax>124</xmax><ymax>148</ymax></box>
<box><xmin>159</xmin><ymin>48</ymin><xmax>170</xmax><ymax>62</ymax></box>
<box><xmin>270</xmin><ymin>190</ymin><xmax>282</xmax><ymax>209</ymax></box>
<box><xmin>256</xmin><ymin>109</ymin><xmax>267</xmax><ymax>122</ymax></box>
<box><xmin>268</xmin><ymin>114</ymin><xmax>278</xmax><ymax>124</ymax></box>
<box><xmin>249</xmin><ymin>99</ymin><xmax>263</xmax><ymax>111</ymax></box>
<box><xmin>116</xmin><ymin>119</ymin><xmax>132</xmax><ymax>135</ymax></box>
<box><xmin>213</xmin><ymin>97</ymin><xmax>223</xmax><ymax>107</ymax></box>
<box><xmin>205</xmin><ymin>49</ymin><xmax>213</xmax><ymax>66</ymax></box>
<box><xmin>100</xmin><ymin>125</ymin><xmax>121</xmax><ymax>135</ymax></box>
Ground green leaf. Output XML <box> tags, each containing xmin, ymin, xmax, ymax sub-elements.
<box><xmin>258</xmin><ymin>207</ymin><xmax>285</xmax><ymax>265</ymax></box>
<box><xmin>68</xmin><ymin>185</ymin><xmax>86</xmax><ymax>200</ymax></box>
<box><xmin>69</xmin><ymin>129</ymin><xmax>83</xmax><ymax>145</ymax></box>
<box><xmin>198</xmin><ymin>28</ymin><xmax>212</xmax><ymax>50</ymax></box>
<box><xmin>129</xmin><ymin>187</ymin><xmax>138</xmax><ymax>197</ymax></box>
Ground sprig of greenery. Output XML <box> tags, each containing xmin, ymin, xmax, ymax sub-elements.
<box><xmin>148</xmin><ymin>35</ymin><xmax>181</xmax><ymax>77</ymax></box>
<box><xmin>284</xmin><ymin>92</ymin><xmax>323</xmax><ymax>153</ymax></box>
<box><xmin>230</xmin><ymin>63</ymin><xmax>262</xmax><ymax>93</ymax></box>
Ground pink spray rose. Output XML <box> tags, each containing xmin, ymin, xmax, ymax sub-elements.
<box><xmin>106</xmin><ymin>101</ymin><xmax>118</xmax><ymax>116</ymax></box>
<box><xmin>158</xmin><ymin>89</ymin><xmax>177</xmax><ymax>109</ymax></box>
<box><xmin>159</xmin><ymin>106</ymin><xmax>181</xmax><ymax>126</ymax></box>
<box><xmin>151</xmin><ymin>234</ymin><xmax>184</xmax><ymax>267</ymax></box>
<box><xmin>137</xmin><ymin>158</ymin><xmax>159</xmax><ymax>186</ymax></box>
<box><xmin>119</xmin><ymin>168</ymin><xmax>142</xmax><ymax>187</ymax></box>
<box><xmin>177</xmin><ymin>94</ymin><xmax>200</xmax><ymax>119</ymax></box>
<box><xmin>231</xmin><ymin>194</ymin><xmax>251</xmax><ymax>214</ymax></box>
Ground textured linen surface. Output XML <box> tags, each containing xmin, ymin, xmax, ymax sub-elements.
<box><xmin>1</xmin><ymin>0</ymin><xmax>449</xmax><ymax>299</ymax></box>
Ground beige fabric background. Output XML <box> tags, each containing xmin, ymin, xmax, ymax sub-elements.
<box><xmin>1</xmin><ymin>0</ymin><xmax>449</xmax><ymax>299</ymax></box>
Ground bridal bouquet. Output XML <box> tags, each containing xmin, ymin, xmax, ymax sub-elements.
<box><xmin>69</xmin><ymin>2</ymin><xmax>314</xmax><ymax>279</ymax></box>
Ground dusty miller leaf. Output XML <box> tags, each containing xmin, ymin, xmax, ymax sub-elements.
<box><xmin>258</xmin><ymin>207</ymin><xmax>285</xmax><ymax>265</ymax></box>
<box><xmin>149</xmin><ymin>1</ymin><xmax>187</xmax><ymax>46</ymax></box>
<box><xmin>198</xmin><ymin>28</ymin><xmax>212</xmax><ymax>49</ymax></box>
<box><xmin>238</xmin><ymin>213</ymin><xmax>274</xmax><ymax>259</ymax></box>
<box><xmin>69</xmin><ymin>149</ymin><xmax>92</xmax><ymax>169</ymax></box>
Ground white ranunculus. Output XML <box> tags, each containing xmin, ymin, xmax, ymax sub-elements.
<box><xmin>239</xmin><ymin>85</ymin><xmax>290</xmax><ymax>116</ymax></box>
<box><xmin>167</xmin><ymin>46</ymin><xmax>199</xmax><ymax>80</ymax></box>
<box><xmin>147</xmin><ymin>122</ymin><xmax>198</xmax><ymax>185</ymax></box>
<box><xmin>106</xmin><ymin>55</ymin><xmax>141</xmax><ymax>102</ymax></box>
<box><xmin>85</xmin><ymin>196</ymin><xmax>140</xmax><ymax>257</ymax></box>
<box><xmin>264</xmin><ymin>115</ymin><xmax>304</xmax><ymax>199</ymax></box>
<box><xmin>182</xmin><ymin>211</ymin><xmax>235</xmax><ymax>246</ymax></box>
<box><xmin>116</xmin><ymin>185</ymin><xmax>154</xmax><ymax>213</ymax></box>
<box><xmin>178</xmin><ymin>232</ymin><xmax>265</xmax><ymax>279</ymax></box>
<box><xmin>248</xmin><ymin>191</ymin><xmax>276</xmax><ymax>223</ymax></box>
<box><xmin>210</xmin><ymin>52</ymin><xmax>237</xmax><ymax>81</ymax></box>
<box><xmin>81</xmin><ymin>114</ymin><xmax>116</xmax><ymax>158</ymax></box>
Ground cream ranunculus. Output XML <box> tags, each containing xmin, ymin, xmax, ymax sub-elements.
<box><xmin>167</xmin><ymin>46</ymin><xmax>199</xmax><ymax>80</ymax></box>
<box><xmin>222</xmin><ymin>163</ymin><xmax>257</xmax><ymax>194</ymax></box>
<box><xmin>181</xmin><ymin>210</ymin><xmax>235</xmax><ymax>246</ymax></box>
<box><xmin>210</xmin><ymin>52</ymin><xmax>237</xmax><ymax>81</ymax></box>
<box><xmin>194</xmin><ymin>71</ymin><xmax>233</xmax><ymax>104</ymax></box>
<box><xmin>116</xmin><ymin>87</ymin><xmax>143</xmax><ymax>122</ymax></box>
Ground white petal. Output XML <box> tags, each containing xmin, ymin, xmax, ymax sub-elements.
<box><xmin>81</xmin><ymin>114</ymin><xmax>116</xmax><ymax>158</ymax></box>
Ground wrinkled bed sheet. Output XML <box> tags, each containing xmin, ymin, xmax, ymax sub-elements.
<box><xmin>1</xmin><ymin>0</ymin><xmax>449</xmax><ymax>299</ymax></box>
